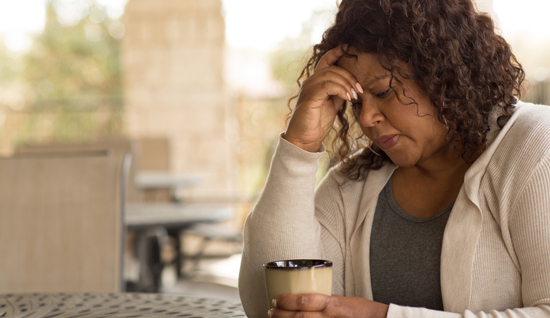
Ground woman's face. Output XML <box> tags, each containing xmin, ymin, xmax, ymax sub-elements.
<box><xmin>337</xmin><ymin>50</ymin><xmax>450</xmax><ymax>168</ymax></box>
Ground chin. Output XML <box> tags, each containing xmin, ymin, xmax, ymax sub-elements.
<box><xmin>387</xmin><ymin>154</ymin><xmax>418</xmax><ymax>168</ymax></box>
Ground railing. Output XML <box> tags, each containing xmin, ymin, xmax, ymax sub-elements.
<box><xmin>0</xmin><ymin>98</ymin><xmax>124</xmax><ymax>156</ymax></box>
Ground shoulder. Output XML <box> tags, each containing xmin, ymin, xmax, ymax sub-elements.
<box><xmin>494</xmin><ymin>102</ymin><xmax>550</xmax><ymax>161</ymax></box>
<box><xmin>483</xmin><ymin>102</ymin><xmax>550</xmax><ymax>217</ymax></box>
<box><xmin>506</xmin><ymin>102</ymin><xmax>550</xmax><ymax>145</ymax></box>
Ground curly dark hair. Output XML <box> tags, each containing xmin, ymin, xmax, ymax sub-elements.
<box><xmin>292</xmin><ymin>0</ymin><xmax>525</xmax><ymax>180</ymax></box>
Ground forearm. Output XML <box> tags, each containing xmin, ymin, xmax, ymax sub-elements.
<box><xmin>239</xmin><ymin>135</ymin><xmax>326</xmax><ymax>317</ymax></box>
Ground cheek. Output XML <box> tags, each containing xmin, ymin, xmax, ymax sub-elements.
<box><xmin>360</xmin><ymin>126</ymin><xmax>370</xmax><ymax>138</ymax></box>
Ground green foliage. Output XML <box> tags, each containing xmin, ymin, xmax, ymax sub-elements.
<box><xmin>269</xmin><ymin>38</ymin><xmax>311</xmax><ymax>94</ymax></box>
<box><xmin>0</xmin><ymin>41</ymin><xmax>18</xmax><ymax>86</ymax></box>
<box><xmin>1</xmin><ymin>0</ymin><xmax>126</xmax><ymax>147</ymax></box>
<box><xmin>268</xmin><ymin>9</ymin><xmax>334</xmax><ymax>95</ymax></box>
<box><xmin>24</xmin><ymin>0</ymin><xmax>123</xmax><ymax>110</ymax></box>
<box><xmin>267</xmin><ymin>9</ymin><xmax>337</xmax><ymax>183</ymax></box>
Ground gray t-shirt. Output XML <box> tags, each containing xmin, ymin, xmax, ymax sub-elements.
<box><xmin>370</xmin><ymin>177</ymin><xmax>453</xmax><ymax>310</ymax></box>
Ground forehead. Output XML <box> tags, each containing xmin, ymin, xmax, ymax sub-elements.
<box><xmin>337</xmin><ymin>50</ymin><xmax>390</xmax><ymax>86</ymax></box>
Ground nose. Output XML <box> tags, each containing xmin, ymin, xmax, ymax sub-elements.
<box><xmin>357</xmin><ymin>100</ymin><xmax>385</xmax><ymax>127</ymax></box>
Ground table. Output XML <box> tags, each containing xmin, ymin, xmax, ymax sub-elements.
<box><xmin>135</xmin><ymin>171</ymin><xmax>204</xmax><ymax>202</ymax></box>
<box><xmin>135</xmin><ymin>171</ymin><xmax>204</xmax><ymax>189</ymax></box>
<box><xmin>124</xmin><ymin>203</ymin><xmax>236</xmax><ymax>292</ymax></box>
<box><xmin>0</xmin><ymin>293</ymin><xmax>246</xmax><ymax>318</ymax></box>
<box><xmin>125</xmin><ymin>203</ymin><xmax>234</xmax><ymax>230</ymax></box>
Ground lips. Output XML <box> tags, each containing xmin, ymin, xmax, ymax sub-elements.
<box><xmin>375</xmin><ymin>134</ymin><xmax>400</xmax><ymax>151</ymax></box>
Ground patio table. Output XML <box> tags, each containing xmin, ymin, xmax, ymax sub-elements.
<box><xmin>134</xmin><ymin>171</ymin><xmax>204</xmax><ymax>202</ymax></box>
<box><xmin>124</xmin><ymin>203</ymin><xmax>236</xmax><ymax>292</ymax></box>
<box><xmin>0</xmin><ymin>293</ymin><xmax>246</xmax><ymax>318</ymax></box>
<box><xmin>135</xmin><ymin>171</ymin><xmax>204</xmax><ymax>190</ymax></box>
<box><xmin>125</xmin><ymin>203</ymin><xmax>234</xmax><ymax>230</ymax></box>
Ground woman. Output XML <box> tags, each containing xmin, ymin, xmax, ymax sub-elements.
<box><xmin>239</xmin><ymin>0</ymin><xmax>550</xmax><ymax>317</ymax></box>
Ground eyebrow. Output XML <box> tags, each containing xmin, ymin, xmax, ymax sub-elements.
<box><xmin>362</xmin><ymin>75</ymin><xmax>391</xmax><ymax>89</ymax></box>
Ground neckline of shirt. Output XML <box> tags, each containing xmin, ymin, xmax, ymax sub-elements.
<box><xmin>384</xmin><ymin>176</ymin><xmax>455</xmax><ymax>223</ymax></box>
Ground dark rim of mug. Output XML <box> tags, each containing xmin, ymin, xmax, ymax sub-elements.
<box><xmin>264</xmin><ymin>259</ymin><xmax>333</xmax><ymax>270</ymax></box>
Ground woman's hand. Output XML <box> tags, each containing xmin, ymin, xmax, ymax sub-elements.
<box><xmin>269</xmin><ymin>294</ymin><xmax>389</xmax><ymax>318</ymax></box>
<box><xmin>283</xmin><ymin>46</ymin><xmax>363</xmax><ymax>152</ymax></box>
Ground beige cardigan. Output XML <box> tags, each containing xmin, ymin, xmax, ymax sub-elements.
<box><xmin>239</xmin><ymin>101</ymin><xmax>550</xmax><ymax>318</ymax></box>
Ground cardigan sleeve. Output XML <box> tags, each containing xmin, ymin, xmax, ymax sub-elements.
<box><xmin>315</xmin><ymin>172</ymin><xmax>348</xmax><ymax>296</ymax></box>
<box><xmin>386</xmin><ymin>150</ymin><xmax>550</xmax><ymax>318</ymax></box>
<box><xmin>238</xmin><ymin>135</ymin><xmax>347</xmax><ymax>318</ymax></box>
<box><xmin>509</xmin><ymin>150</ymin><xmax>550</xmax><ymax>309</ymax></box>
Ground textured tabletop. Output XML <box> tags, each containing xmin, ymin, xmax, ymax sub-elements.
<box><xmin>0</xmin><ymin>293</ymin><xmax>246</xmax><ymax>318</ymax></box>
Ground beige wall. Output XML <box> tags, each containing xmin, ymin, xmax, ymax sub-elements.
<box><xmin>474</xmin><ymin>0</ymin><xmax>498</xmax><ymax>24</ymax></box>
<box><xmin>122</xmin><ymin>0</ymin><xmax>236</xmax><ymax>198</ymax></box>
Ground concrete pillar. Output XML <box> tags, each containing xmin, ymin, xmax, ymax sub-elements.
<box><xmin>122</xmin><ymin>0</ymin><xmax>234</xmax><ymax>199</ymax></box>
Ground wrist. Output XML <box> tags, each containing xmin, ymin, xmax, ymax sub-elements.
<box><xmin>375</xmin><ymin>303</ymin><xmax>389</xmax><ymax>318</ymax></box>
<box><xmin>281</xmin><ymin>133</ymin><xmax>322</xmax><ymax>153</ymax></box>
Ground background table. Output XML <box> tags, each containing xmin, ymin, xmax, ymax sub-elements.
<box><xmin>125</xmin><ymin>203</ymin><xmax>234</xmax><ymax>230</ymax></box>
<box><xmin>0</xmin><ymin>293</ymin><xmax>246</xmax><ymax>318</ymax></box>
<box><xmin>134</xmin><ymin>171</ymin><xmax>204</xmax><ymax>202</ymax></box>
<box><xmin>125</xmin><ymin>202</ymin><xmax>236</xmax><ymax>291</ymax></box>
<box><xmin>135</xmin><ymin>171</ymin><xmax>204</xmax><ymax>189</ymax></box>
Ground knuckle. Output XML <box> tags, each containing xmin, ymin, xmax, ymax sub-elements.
<box><xmin>296</xmin><ymin>295</ymin><xmax>309</xmax><ymax>309</ymax></box>
<box><xmin>325</xmin><ymin>68</ymin><xmax>338</xmax><ymax>77</ymax></box>
<box><xmin>321</xmin><ymin>80</ymin><xmax>330</xmax><ymax>91</ymax></box>
<box><xmin>319</xmin><ymin>70</ymin><xmax>331</xmax><ymax>81</ymax></box>
<box><xmin>293</xmin><ymin>312</ymin><xmax>307</xmax><ymax>318</ymax></box>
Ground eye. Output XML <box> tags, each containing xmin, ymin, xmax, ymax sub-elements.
<box><xmin>375</xmin><ymin>88</ymin><xmax>391</xmax><ymax>98</ymax></box>
<box><xmin>351</xmin><ymin>102</ymin><xmax>362</xmax><ymax>116</ymax></box>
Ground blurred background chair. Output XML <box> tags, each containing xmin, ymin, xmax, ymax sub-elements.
<box><xmin>15</xmin><ymin>138</ymin><xmax>141</xmax><ymax>202</ymax></box>
<box><xmin>11</xmin><ymin>136</ymin><xmax>241</xmax><ymax>293</ymax></box>
<box><xmin>180</xmin><ymin>223</ymin><xmax>243</xmax><ymax>274</ymax></box>
<box><xmin>135</xmin><ymin>136</ymin><xmax>204</xmax><ymax>203</ymax></box>
<box><xmin>0</xmin><ymin>150</ymin><xmax>129</xmax><ymax>293</ymax></box>
<box><xmin>135</xmin><ymin>137</ymin><xmax>241</xmax><ymax>279</ymax></box>
<box><xmin>138</xmin><ymin>136</ymin><xmax>170</xmax><ymax>171</ymax></box>
<box><xmin>136</xmin><ymin>136</ymin><xmax>172</xmax><ymax>202</ymax></box>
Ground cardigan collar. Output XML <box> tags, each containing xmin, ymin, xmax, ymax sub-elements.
<box><xmin>440</xmin><ymin>101</ymin><xmax>529</xmax><ymax>311</ymax></box>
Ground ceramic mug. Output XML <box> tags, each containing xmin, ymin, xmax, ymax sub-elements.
<box><xmin>264</xmin><ymin>259</ymin><xmax>333</xmax><ymax>308</ymax></box>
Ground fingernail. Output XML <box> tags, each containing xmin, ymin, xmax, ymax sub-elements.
<box><xmin>351</xmin><ymin>88</ymin><xmax>358</xmax><ymax>100</ymax></box>
<box><xmin>346</xmin><ymin>92</ymin><xmax>352</xmax><ymax>101</ymax></box>
<box><xmin>268</xmin><ymin>309</ymin><xmax>273</xmax><ymax>317</ymax></box>
<box><xmin>272</xmin><ymin>299</ymin><xmax>277</xmax><ymax>308</ymax></box>
<box><xmin>355</xmin><ymin>82</ymin><xmax>363</xmax><ymax>94</ymax></box>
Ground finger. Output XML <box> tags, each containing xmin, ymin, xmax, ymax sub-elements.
<box><xmin>269</xmin><ymin>308</ymin><xmax>325</xmax><ymax>318</ymax></box>
<box><xmin>332</xmin><ymin>96</ymin><xmax>346</xmax><ymax>113</ymax></box>
<box><xmin>307</xmin><ymin>80</ymin><xmax>354</xmax><ymax>103</ymax></box>
<box><xmin>307</xmin><ymin>67</ymin><xmax>361</xmax><ymax>100</ymax></box>
<box><xmin>315</xmin><ymin>46</ymin><xmax>346</xmax><ymax>72</ymax></box>
<box><xmin>323</xmin><ymin>66</ymin><xmax>362</xmax><ymax>95</ymax></box>
<box><xmin>275</xmin><ymin>293</ymin><xmax>331</xmax><ymax>312</ymax></box>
